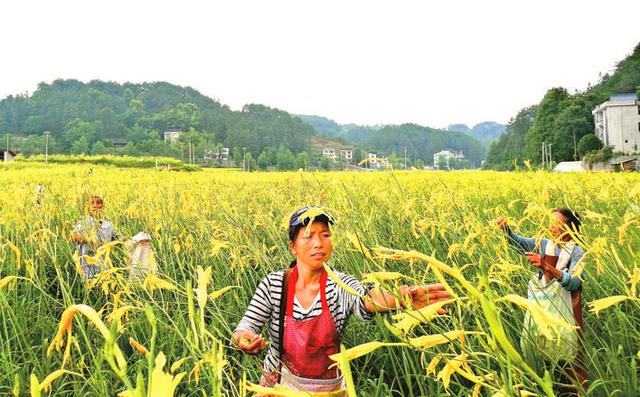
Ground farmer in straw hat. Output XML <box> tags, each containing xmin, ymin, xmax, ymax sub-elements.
<box><xmin>233</xmin><ymin>206</ymin><xmax>450</xmax><ymax>393</ymax></box>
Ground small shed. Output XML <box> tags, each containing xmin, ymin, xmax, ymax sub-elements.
<box><xmin>111</xmin><ymin>139</ymin><xmax>129</xmax><ymax>148</ymax></box>
<box><xmin>553</xmin><ymin>161</ymin><xmax>585</xmax><ymax>173</ymax></box>
<box><xmin>610</xmin><ymin>155</ymin><xmax>639</xmax><ymax>172</ymax></box>
<box><xmin>1</xmin><ymin>150</ymin><xmax>17</xmax><ymax>162</ymax></box>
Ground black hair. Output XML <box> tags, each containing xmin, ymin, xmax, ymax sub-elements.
<box><xmin>553</xmin><ymin>208</ymin><xmax>582</xmax><ymax>233</ymax></box>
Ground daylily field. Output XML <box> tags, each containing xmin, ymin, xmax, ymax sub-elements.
<box><xmin>0</xmin><ymin>165</ymin><xmax>639</xmax><ymax>396</ymax></box>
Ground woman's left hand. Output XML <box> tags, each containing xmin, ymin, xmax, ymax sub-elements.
<box><xmin>526</xmin><ymin>252</ymin><xmax>543</xmax><ymax>267</ymax></box>
<box><xmin>407</xmin><ymin>284</ymin><xmax>451</xmax><ymax>311</ymax></box>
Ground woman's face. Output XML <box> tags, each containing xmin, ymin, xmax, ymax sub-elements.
<box><xmin>89</xmin><ymin>197</ymin><xmax>104</xmax><ymax>215</ymax></box>
<box><xmin>290</xmin><ymin>221</ymin><xmax>333</xmax><ymax>270</ymax></box>
<box><xmin>549</xmin><ymin>211</ymin><xmax>571</xmax><ymax>240</ymax></box>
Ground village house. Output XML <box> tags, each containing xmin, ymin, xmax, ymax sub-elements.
<box><xmin>433</xmin><ymin>150</ymin><xmax>464</xmax><ymax>169</ymax></box>
<box><xmin>339</xmin><ymin>148</ymin><xmax>353</xmax><ymax>162</ymax></box>
<box><xmin>322</xmin><ymin>147</ymin><xmax>337</xmax><ymax>160</ymax></box>
<box><xmin>163</xmin><ymin>129</ymin><xmax>183</xmax><ymax>143</ymax></box>
<box><xmin>592</xmin><ymin>93</ymin><xmax>640</xmax><ymax>153</ymax></box>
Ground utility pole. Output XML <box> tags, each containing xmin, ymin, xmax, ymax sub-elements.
<box><xmin>547</xmin><ymin>143</ymin><xmax>553</xmax><ymax>169</ymax></box>
<box><xmin>44</xmin><ymin>131</ymin><xmax>50</xmax><ymax>163</ymax></box>
<box><xmin>404</xmin><ymin>147</ymin><xmax>407</xmax><ymax>170</ymax></box>
<box><xmin>572</xmin><ymin>129</ymin><xmax>578</xmax><ymax>160</ymax></box>
<box><xmin>243</xmin><ymin>147</ymin><xmax>247</xmax><ymax>172</ymax></box>
<box><xmin>541</xmin><ymin>141</ymin><xmax>546</xmax><ymax>169</ymax></box>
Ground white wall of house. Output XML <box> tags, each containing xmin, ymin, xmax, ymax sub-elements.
<box><xmin>322</xmin><ymin>147</ymin><xmax>337</xmax><ymax>160</ymax></box>
<box><xmin>433</xmin><ymin>150</ymin><xmax>454</xmax><ymax>169</ymax></box>
<box><xmin>593</xmin><ymin>94</ymin><xmax>640</xmax><ymax>153</ymax></box>
<box><xmin>164</xmin><ymin>130</ymin><xmax>182</xmax><ymax>143</ymax></box>
<box><xmin>340</xmin><ymin>149</ymin><xmax>353</xmax><ymax>161</ymax></box>
<box><xmin>2</xmin><ymin>150</ymin><xmax>15</xmax><ymax>162</ymax></box>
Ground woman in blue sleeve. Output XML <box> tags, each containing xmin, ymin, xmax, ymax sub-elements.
<box><xmin>496</xmin><ymin>208</ymin><xmax>587</xmax><ymax>396</ymax></box>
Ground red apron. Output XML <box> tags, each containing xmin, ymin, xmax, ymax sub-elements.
<box><xmin>282</xmin><ymin>266</ymin><xmax>340</xmax><ymax>380</ymax></box>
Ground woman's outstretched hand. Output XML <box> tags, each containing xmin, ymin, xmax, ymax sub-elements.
<box><xmin>233</xmin><ymin>330</ymin><xmax>267</xmax><ymax>355</ymax></box>
<box><xmin>406</xmin><ymin>284</ymin><xmax>451</xmax><ymax>312</ymax></box>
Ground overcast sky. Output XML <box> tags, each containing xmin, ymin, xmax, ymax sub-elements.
<box><xmin>1</xmin><ymin>0</ymin><xmax>639</xmax><ymax>129</ymax></box>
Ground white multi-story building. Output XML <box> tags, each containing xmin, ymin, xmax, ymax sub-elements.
<box><xmin>164</xmin><ymin>129</ymin><xmax>182</xmax><ymax>143</ymax></box>
<box><xmin>592</xmin><ymin>93</ymin><xmax>640</xmax><ymax>153</ymax></box>
<box><xmin>376</xmin><ymin>156</ymin><xmax>388</xmax><ymax>169</ymax></box>
<box><xmin>339</xmin><ymin>149</ymin><xmax>353</xmax><ymax>161</ymax></box>
<box><xmin>322</xmin><ymin>147</ymin><xmax>337</xmax><ymax>160</ymax></box>
<box><xmin>367</xmin><ymin>152</ymin><xmax>378</xmax><ymax>166</ymax></box>
<box><xmin>220</xmin><ymin>147</ymin><xmax>230</xmax><ymax>161</ymax></box>
<box><xmin>433</xmin><ymin>150</ymin><xmax>464</xmax><ymax>169</ymax></box>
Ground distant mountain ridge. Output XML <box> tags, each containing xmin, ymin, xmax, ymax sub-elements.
<box><xmin>296</xmin><ymin>114</ymin><xmax>487</xmax><ymax>166</ymax></box>
<box><xmin>0</xmin><ymin>79</ymin><xmax>486</xmax><ymax>167</ymax></box>
<box><xmin>446</xmin><ymin>122</ymin><xmax>506</xmax><ymax>145</ymax></box>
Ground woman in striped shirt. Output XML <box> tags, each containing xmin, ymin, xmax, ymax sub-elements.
<box><xmin>232</xmin><ymin>207</ymin><xmax>450</xmax><ymax>393</ymax></box>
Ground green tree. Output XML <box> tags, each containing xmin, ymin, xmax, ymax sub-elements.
<box><xmin>257</xmin><ymin>150</ymin><xmax>271</xmax><ymax>170</ymax></box>
<box><xmin>244</xmin><ymin>152</ymin><xmax>256</xmax><ymax>171</ymax></box>
<box><xmin>552</xmin><ymin>101</ymin><xmax>594</xmax><ymax>160</ymax></box>
<box><xmin>295</xmin><ymin>151</ymin><xmax>310</xmax><ymax>170</ymax></box>
<box><xmin>18</xmin><ymin>135</ymin><xmax>45</xmax><ymax>156</ymax></box>
<box><xmin>353</xmin><ymin>148</ymin><xmax>364</xmax><ymax>164</ymax></box>
<box><xmin>71</xmin><ymin>136</ymin><xmax>90</xmax><ymax>154</ymax></box>
<box><xmin>232</xmin><ymin>147</ymin><xmax>243</xmax><ymax>168</ymax></box>
<box><xmin>524</xmin><ymin>88</ymin><xmax>570</xmax><ymax>163</ymax></box>
<box><xmin>91</xmin><ymin>141</ymin><xmax>109</xmax><ymax>155</ymax></box>
<box><xmin>276</xmin><ymin>145</ymin><xmax>295</xmax><ymax>170</ymax></box>
<box><xmin>320</xmin><ymin>156</ymin><xmax>333</xmax><ymax>171</ymax></box>
<box><xmin>123</xmin><ymin>99</ymin><xmax>145</xmax><ymax>127</ymax></box>
<box><xmin>63</xmin><ymin>119</ymin><xmax>100</xmax><ymax>150</ymax></box>
<box><xmin>121</xmin><ymin>142</ymin><xmax>137</xmax><ymax>156</ymax></box>
<box><xmin>577</xmin><ymin>134</ymin><xmax>603</xmax><ymax>157</ymax></box>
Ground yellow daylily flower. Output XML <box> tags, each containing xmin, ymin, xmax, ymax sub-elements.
<box><xmin>129</xmin><ymin>337</ymin><xmax>149</xmax><ymax>358</ymax></box>
<box><xmin>148</xmin><ymin>352</ymin><xmax>186</xmax><ymax>397</ymax></box>
<box><xmin>209</xmin><ymin>237</ymin><xmax>230</xmax><ymax>257</ymax></box>
<box><xmin>323</xmin><ymin>263</ymin><xmax>365</xmax><ymax>299</ymax></box>
<box><xmin>143</xmin><ymin>274</ymin><xmax>178</xmax><ymax>293</ymax></box>
<box><xmin>390</xmin><ymin>299</ymin><xmax>455</xmax><ymax>335</ymax></box>
<box><xmin>3</xmin><ymin>239</ymin><xmax>22</xmax><ymax>269</ymax></box>
<box><xmin>407</xmin><ymin>330</ymin><xmax>469</xmax><ymax>350</ymax></box>
<box><xmin>588</xmin><ymin>295</ymin><xmax>636</xmax><ymax>315</ymax></box>
<box><xmin>47</xmin><ymin>304</ymin><xmax>127</xmax><ymax>371</ymax></box>
<box><xmin>360</xmin><ymin>271</ymin><xmax>405</xmax><ymax>284</ymax></box>
<box><xmin>497</xmin><ymin>294</ymin><xmax>578</xmax><ymax>340</ymax></box>
<box><xmin>345</xmin><ymin>231</ymin><xmax>373</xmax><ymax>260</ymax></box>
<box><xmin>208</xmin><ymin>285</ymin><xmax>238</xmax><ymax>300</ymax></box>
<box><xmin>195</xmin><ymin>266</ymin><xmax>212</xmax><ymax>310</ymax></box>
<box><xmin>328</xmin><ymin>341</ymin><xmax>407</xmax><ymax>368</ymax></box>
<box><xmin>0</xmin><ymin>276</ymin><xmax>28</xmax><ymax>289</ymax></box>
<box><xmin>30</xmin><ymin>370</ymin><xmax>83</xmax><ymax>397</ymax></box>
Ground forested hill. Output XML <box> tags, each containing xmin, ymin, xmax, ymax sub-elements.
<box><xmin>0</xmin><ymin>79</ymin><xmax>487</xmax><ymax>167</ymax></box>
<box><xmin>446</xmin><ymin>122</ymin><xmax>506</xmax><ymax>145</ymax></box>
<box><xmin>0</xmin><ymin>79</ymin><xmax>315</xmax><ymax>159</ymax></box>
<box><xmin>297</xmin><ymin>115</ymin><xmax>487</xmax><ymax>166</ymax></box>
<box><xmin>485</xmin><ymin>42</ymin><xmax>640</xmax><ymax>170</ymax></box>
